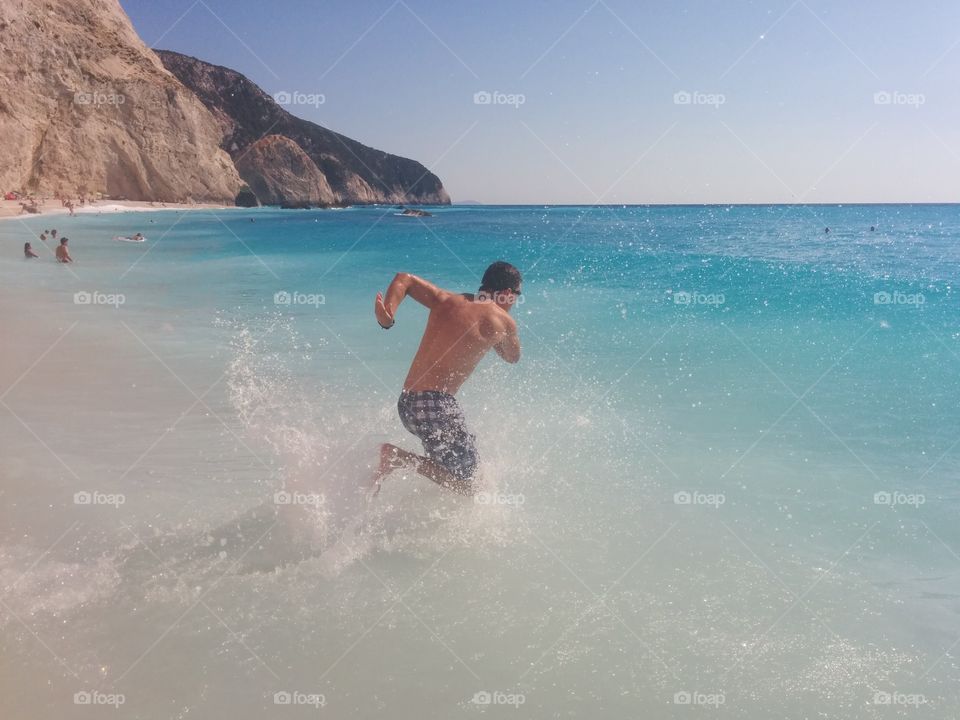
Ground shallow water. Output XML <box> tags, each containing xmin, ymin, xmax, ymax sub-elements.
<box><xmin>1</xmin><ymin>205</ymin><xmax>958</xmax><ymax>718</ymax></box>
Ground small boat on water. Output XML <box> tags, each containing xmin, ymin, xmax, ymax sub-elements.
<box><xmin>394</xmin><ymin>207</ymin><xmax>432</xmax><ymax>218</ymax></box>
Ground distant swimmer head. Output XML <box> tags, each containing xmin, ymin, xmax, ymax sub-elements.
<box><xmin>479</xmin><ymin>260</ymin><xmax>522</xmax><ymax>311</ymax></box>
<box><xmin>824</xmin><ymin>227</ymin><xmax>830</xmax><ymax>233</ymax></box>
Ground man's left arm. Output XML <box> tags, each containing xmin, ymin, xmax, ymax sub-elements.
<box><xmin>493</xmin><ymin>318</ymin><xmax>521</xmax><ymax>363</ymax></box>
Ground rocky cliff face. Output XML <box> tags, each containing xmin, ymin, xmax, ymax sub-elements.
<box><xmin>157</xmin><ymin>50</ymin><xmax>451</xmax><ymax>207</ymax></box>
<box><xmin>0</xmin><ymin>0</ymin><xmax>241</xmax><ymax>202</ymax></box>
<box><xmin>235</xmin><ymin>135</ymin><xmax>337</xmax><ymax>207</ymax></box>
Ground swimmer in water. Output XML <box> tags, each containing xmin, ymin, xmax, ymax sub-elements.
<box><xmin>372</xmin><ymin>261</ymin><xmax>522</xmax><ymax>495</ymax></box>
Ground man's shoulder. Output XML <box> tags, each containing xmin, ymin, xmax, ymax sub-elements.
<box><xmin>480</xmin><ymin>302</ymin><xmax>515</xmax><ymax>330</ymax></box>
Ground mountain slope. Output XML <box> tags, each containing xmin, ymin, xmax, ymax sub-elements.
<box><xmin>157</xmin><ymin>50</ymin><xmax>450</xmax><ymax>206</ymax></box>
<box><xmin>0</xmin><ymin>0</ymin><xmax>241</xmax><ymax>202</ymax></box>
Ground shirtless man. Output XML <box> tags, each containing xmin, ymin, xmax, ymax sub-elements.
<box><xmin>55</xmin><ymin>237</ymin><xmax>73</xmax><ymax>263</ymax></box>
<box><xmin>372</xmin><ymin>261</ymin><xmax>522</xmax><ymax>494</ymax></box>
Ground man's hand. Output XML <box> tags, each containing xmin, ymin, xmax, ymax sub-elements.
<box><xmin>375</xmin><ymin>291</ymin><xmax>395</xmax><ymax>329</ymax></box>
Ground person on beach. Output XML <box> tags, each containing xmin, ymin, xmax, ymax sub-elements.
<box><xmin>24</xmin><ymin>242</ymin><xmax>39</xmax><ymax>258</ymax></box>
<box><xmin>55</xmin><ymin>237</ymin><xmax>73</xmax><ymax>263</ymax></box>
<box><xmin>372</xmin><ymin>261</ymin><xmax>522</xmax><ymax>495</ymax></box>
<box><xmin>51</xmin><ymin>229</ymin><xmax>58</xmax><ymax>240</ymax></box>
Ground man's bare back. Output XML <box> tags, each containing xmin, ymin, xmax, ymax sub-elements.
<box><xmin>402</xmin><ymin>289</ymin><xmax>519</xmax><ymax>393</ymax></box>
<box><xmin>372</xmin><ymin>262</ymin><xmax>522</xmax><ymax>494</ymax></box>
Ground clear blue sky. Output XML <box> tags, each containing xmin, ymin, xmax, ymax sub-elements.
<box><xmin>123</xmin><ymin>0</ymin><xmax>960</xmax><ymax>204</ymax></box>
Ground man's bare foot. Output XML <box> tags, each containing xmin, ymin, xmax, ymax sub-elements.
<box><xmin>371</xmin><ymin>443</ymin><xmax>405</xmax><ymax>496</ymax></box>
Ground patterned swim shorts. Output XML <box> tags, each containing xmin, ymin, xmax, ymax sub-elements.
<box><xmin>397</xmin><ymin>391</ymin><xmax>479</xmax><ymax>483</ymax></box>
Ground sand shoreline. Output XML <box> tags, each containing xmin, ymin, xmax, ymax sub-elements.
<box><xmin>0</xmin><ymin>198</ymin><xmax>233</xmax><ymax>221</ymax></box>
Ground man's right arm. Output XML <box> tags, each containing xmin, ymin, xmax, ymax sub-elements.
<box><xmin>375</xmin><ymin>273</ymin><xmax>447</xmax><ymax>328</ymax></box>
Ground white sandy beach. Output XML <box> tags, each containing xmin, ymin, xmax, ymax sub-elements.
<box><xmin>0</xmin><ymin>198</ymin><xmax>232</xmax><ymax>221</ymax></box>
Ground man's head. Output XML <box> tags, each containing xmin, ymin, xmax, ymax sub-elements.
<box><xmin>479</xmin><ymin>260</ymin><xmax>522</xmax><ymax>311</ymax></box>
<box><xmin>60</xmin><ymin>237</ymin><xmax>68</xmax><ymax>245</ymax></box>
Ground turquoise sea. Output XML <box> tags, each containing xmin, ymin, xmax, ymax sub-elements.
<box><xmin>1</xmin><ymin>204</ymin><xmax>958</xmax><ymax>718</ymax></box>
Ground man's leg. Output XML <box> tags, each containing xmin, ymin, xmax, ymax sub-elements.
<box><xmin>373</xmin><ymin>443</ymin><xmax>472</xmax><ymax>495</ymax></box>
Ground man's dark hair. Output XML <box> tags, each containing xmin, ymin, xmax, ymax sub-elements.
<box><xmin>480</xmin><ymin>260</ymin><xmax>521</xmax><ymax>293</ymax></box>
<box><xmin>60</xmin><ymin>237</ymin><xmax>68</xmax><ymax>244</ymax></box>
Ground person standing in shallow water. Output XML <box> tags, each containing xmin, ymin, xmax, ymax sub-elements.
<box><xmin>372</xmin><ymin>261</ymin><xmax>523</xmax><ymax>495</ymax></box>
<box><xmin>55</xmin><ymin>237</ymin><xmax>73</xmax><ymax>263</ymax></box>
